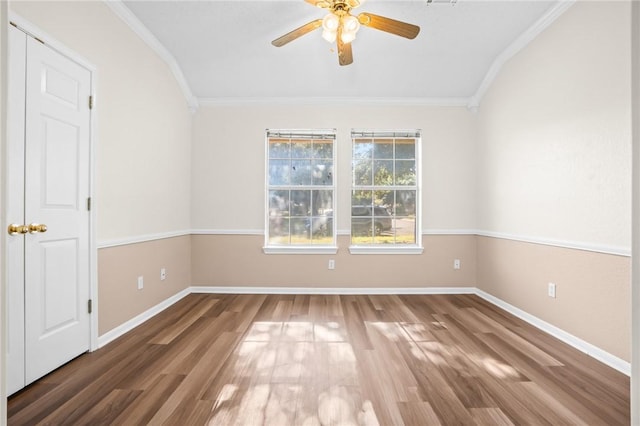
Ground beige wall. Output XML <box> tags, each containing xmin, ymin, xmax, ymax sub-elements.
<box><xmin>477</xmin><ymin>236</ymin><xmax>630</xmax><ymax>361</ymax></box>
<box><xmin>476</xmin><ymin>1</ymin><xmax>631</xmax><ymax>251</ymax></box>
<box><xmin>98</xmin><ymin>236</ymin><xmax>191</xmax><ymax>335</ymax></box>
<box><xmin>10</xmin><ymin>1</ymin><xmax>193</xmax><ymax>242</ymax></box>
<box><xmin>192</xmin><ymin>234</ymin><xmax>475</xmax><ymax>288</ymax></box>
<box><xmin>476</xmin><ymin>1</ymin><xmax>632</xmax><ymax>362</ymax></box>
<box><xmin>192</xmin><ymin>104</ymin><xmax>477</xmax><ymax>232</ymax></box>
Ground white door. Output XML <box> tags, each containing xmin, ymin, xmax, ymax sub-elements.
<box><xmin>7</xmin><ymin>25</ymin><xmax>92</xmax><ymax>394</ymax></box>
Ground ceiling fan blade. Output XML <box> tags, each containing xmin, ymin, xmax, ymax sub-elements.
<box><xmin>357</xmin><ymin>13</ymin><xmax>420</xmax><ymax>39</ymax></box>
<box><xmin>272</xmin><ymin>19</ymin><xmax>323</xmax><ymax>47</ymax></box>
<box><xmin>305</xmin><ymin>0</ymin><xmax>332</xmax><ymax>8</ymax></box>
<box><xmin>337</xmin><ymin>28</ymin><xmax>353</xmax><ymax>66</ymax></box>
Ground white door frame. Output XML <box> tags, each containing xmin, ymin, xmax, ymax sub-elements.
<box><xmin>1</xmin><ymin>1</ymin><xmax>9</xmax><ymax>420</ymax></box>
<box><xmin>4</xmin><ymin>13</ymin><xmax>99</xmax><ymax>356</ymax></box>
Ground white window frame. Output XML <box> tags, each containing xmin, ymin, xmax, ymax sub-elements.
<box><xmin>264</xmin><ymin>129</ymin><xmax>338</xmax><ymax>254</ymax></box>
<box><xmin>349</xmin><ymin>129</ymin><xmax>423</xmax><ymax>255</ymax></box>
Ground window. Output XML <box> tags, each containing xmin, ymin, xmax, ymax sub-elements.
<box><xmin>264</xmin><ymin>130</ymin><xmax>337</xmax><ymax>254</ymax></box>
<box><xmin>350</xmin><ymin>130</ymin><xmax>422</xmax><ymax>254</ymax></box>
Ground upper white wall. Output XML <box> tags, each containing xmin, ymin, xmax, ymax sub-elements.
<box><xmin>476</xmin><ymin>1</ymin><xmax>631</xmax><ymax>252</ymax></box>
<box><xmin>192</xmin><ymin>104</ymin><xmax>477</xmax><ymax>233</ymax></box>
<box><xmin>10</xmin><ymin>1</ymin><xmax>193</xmax><ymax>242</ymax></box>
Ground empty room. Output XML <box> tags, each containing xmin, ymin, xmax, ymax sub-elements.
<box><xmin>1</xmin><ymin>0</ymin><xmax>639</xmax><ymax>424</ymax></box>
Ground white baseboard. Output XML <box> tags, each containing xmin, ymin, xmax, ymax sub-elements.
<box><xmin>189</xmin><ymin>286</ymin><xmax>476</xmax><ymax>295</ymax></box>
<box><xmin>97</xmin><ymin>288</ymin><xmax>191</xmax><ymax>348</ymax></box>
<box><xmin>96</xmin><ymin>286</ymin><xmax>630</xmax><ymax>376</ymax></box>
<box><xmin>475</xmin><ymin>289</ymin><xmax>631</xmax><ymax>376</ymax></box>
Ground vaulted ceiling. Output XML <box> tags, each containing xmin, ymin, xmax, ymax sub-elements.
<box><xmin>113</xmin><ymin>0</ymin><xmax>569</xmax><ymax>108</ymax></box>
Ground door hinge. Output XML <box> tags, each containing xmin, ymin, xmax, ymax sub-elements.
<box><xmin>87</xmin><ymin>197</ymin><xmax>92</xmax><ymax>211</ymax></box>
<box><xmin>89</xmin><ymin>95</ymin><xmax>94</xmax><ymax>110</ymax></box>
<box><xmin>88</xmin><ymin>299</ymin><xmax>93</xmax><ymax>314</ymax></box>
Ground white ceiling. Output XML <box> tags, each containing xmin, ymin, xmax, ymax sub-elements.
<box><xmin>117</xmin><ymin>0</ymin><xmax>564</xmax><ymax>106</ymax></box>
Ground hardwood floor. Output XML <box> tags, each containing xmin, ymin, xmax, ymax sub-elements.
<box><xmin>8</xmin><ymin>294</ymin><xmax>630</xmax><ymax>425</ymax></box>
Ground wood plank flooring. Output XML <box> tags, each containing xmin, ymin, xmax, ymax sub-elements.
<box><xmin>8</xmin><ymin>294</ymin><xmax>630</xmax><ymax>425</ymax></box>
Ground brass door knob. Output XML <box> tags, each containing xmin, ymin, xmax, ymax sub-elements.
<box><xmin>7</xmin><ymin>224</ymin><xmax>28</xmax><ymax>235</ymax></box>
<box><xmin>28</xmin><ymin>223</ymin><xmax>48</xmax><ymax>234</ymax></box>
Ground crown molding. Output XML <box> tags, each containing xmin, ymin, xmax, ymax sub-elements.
<box><xmin>198</xmin><ymin>97</ymin><xmax>471</xmax><ymax>108</ymax></box>
<box><xmin>103</xmin><ymin>0</ymin><xmax>199</xmax><ymax>112</ymax></box>
<box><xmin>103</xmin><ymin>0</ymin><xmax>574</xmax><ymax>112</ymax></box>
<box><xmin>467</xmin><ymin>0</ymin><xmax>576</xmax><ymax>109</ymax></box>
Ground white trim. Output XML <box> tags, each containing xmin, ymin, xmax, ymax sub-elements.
<box><xmin>96</xmin><ymin>285</ymin><xmax>630</xmax><ymax>376</ymax></box>
<box><xmin>467</xmin><ymin>0</ymin><xmax>576</xmax><ymax>109</ymax></box>
<box><xmin>191</xmin><ymin>229</ymin><xmax>263</xmax><ymax>236</ymax></box>
<box><xmin>475</xmin><ymin>289</ymin><xmax>631</xmax><ymax>376</ymax></box>
<box><xmin>103</xmin><ymin>1</ymin><xmax>199</xmax><ymax>112</ymax></box>
<box><xmin>98</xmin><ymin>230</ymin><xmax>191</xmax><ymax>249</ymax></box>
<box><xmin>88</xmin><ymin>63</ymin><xmax>99</xmax><ymax>352</ymax></box>
<box><xmin>98</xmin><ymin>228</ymin><xmax>630</xmax><ymax>257</ymax></box>
<box><xmin>199</xmin><ymin>97</ymin><xmax>471</xmax><ymax>108</ymax></box>
<box><xmin>348</xmin><ymin>246</ymin><xmax>424</xmax><ymax>255</ymax></box>
<box><xmin>190</xmin><ymin>286</ymin><xmax>475</xmax><ymax>295</ymax></box>
<box><xmin>1</xmin><ymin>2</ymin><xmax>8</xmax><ymax>419</ymax></box>
<box><xmin>97</xmin><ymin>288</ymin><xmax>191</xmax><ymax>348</ymax></box>
<box><xmin>423</xmin><ymin>229</ymin><xmax>477</xmax><ymax>236</ymax></box>
<box><xmin>477</xmin><ymin>230</ymin><xmax>631</xmax><ymax>257</ymax></box>
<box><xmin>631</xmin><ymin>2</ymin><xmax>640</xmax><ymax>421</ymax></box>
<box><xmin>263</xmin><ymin>246</ymin><xmax>339</xmax><ymax>255</ymax></box>
<box><xmin>8</xmin><ymin>14</ymin><xmax>96</xmax><ymax>72</ymax></box>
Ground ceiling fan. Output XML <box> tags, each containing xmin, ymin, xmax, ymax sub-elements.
<box><xmin>272</xmin><ymin>0</ymin><xmax>420</xmax><ymax>66</ymax></box>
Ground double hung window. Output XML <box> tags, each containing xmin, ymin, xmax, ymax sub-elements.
<box><xmin>265</xmin><ymin>130</ymin><xmax>337</xmax><ymax>253</ymax></box>
<box><xmin>350</xmin><ymin>130</ymin><xmax>422</xmax><ymax>253</ymax></box>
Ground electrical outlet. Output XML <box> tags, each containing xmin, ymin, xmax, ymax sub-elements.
<box><xmin>160</xmin><ymin>268</ymin><xmax>166</xmax><ymax>281</ymax></box>
<box><xmin>137</xmin><ymin>276</ymin><xmax>144</xmax><ymax>290</ymax></box>
<box><xmin>548</xmin><ymin>282</ymin><xmax>556</xmax><ymax>298</ymax></box>
<box><xmin>328</xmin><ymin>259</ymin><xmax>335</xmax><ymax>270</ymax></box>
<box><xmin>453</xmin><ymin>259</ymin><xmax>461</xmax><ymax>270</ymax></box>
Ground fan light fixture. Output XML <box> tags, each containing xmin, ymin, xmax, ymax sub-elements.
<box><xmin>272</xmin><ymin>0</ymin><xmax>420</xmax><ymax>66</ymax></box>
<box><xmin>322</xmin><ymin>13</ymin><xmax>361</xmax><ymax>44</ymax></box>
<box><xmin>322</xmin><ymin>13</ymin><xmax>339</xmax><ymax>42</ymax></box>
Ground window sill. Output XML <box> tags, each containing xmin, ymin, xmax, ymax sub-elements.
<box><xmin>348</xmin><ymin>245</ymin><xmax>424</xmax><ymax>255</ymax></box>
<box><xmin>263</xmin><ymin>246</ymin><xmax>339</xmax><ymax>255</ymax></box>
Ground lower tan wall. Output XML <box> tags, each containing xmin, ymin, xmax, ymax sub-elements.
<box><xmin>476</xmin><ymin>236</ymin><xmax>631</xmax><ymax>362</ymax></box>
<box><xmin>191</xmin><ymin>234</ymin><xmax>476</xmax><ymax>288</ymax></box>
<box><xmin>98</xmin><ymin>235</ymin><xmax>191</xmax><ymax>335</ymax></box>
